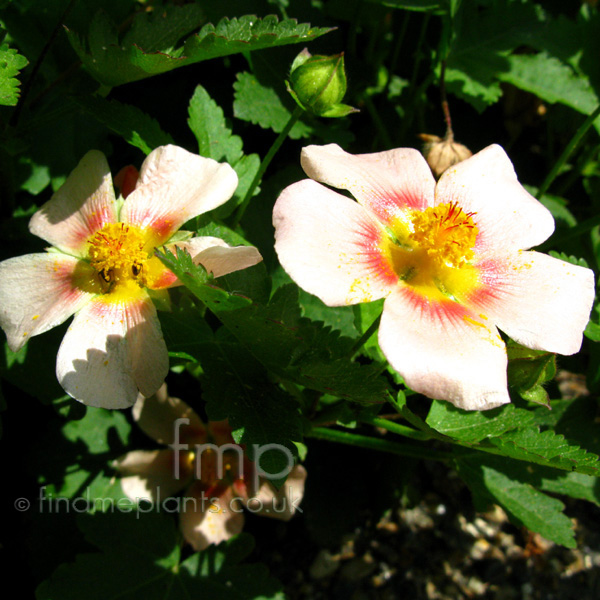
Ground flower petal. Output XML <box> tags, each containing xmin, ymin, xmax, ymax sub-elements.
<box><xmin>470</xmin><ymin>251</ymin><xmax>595</xmax><ymax>355</ymax></box>
<box><xmin>180</xmin><ymin>483</ymin><xmax>245</xmax><ymax>551</ymax></box>
<box><xmin>379</xmin><ymin>288</ymin><xmax>511</xmax><ymax>410</ymax></box>
<box><xmin>133</xmin><ymin>384</ymin><xmax>207</xmax><ymax>445</ymax></box>
<box><xmin>273</xmin><ymin>179</ymin><xmax>396</xmax><ymax>306</ymax></box>
<box><xmin>244</xmin><ymin>465</ymin><xmax>307</xmax><ymax>521</ymax></box>
<box><xmin>300</xmin><ymin>143</ymin><xmax>435</xmax><ymax>225</ymax></box>
<box><xmin>435</xmin><ymin>145</ymin><xmax>555</xmax><ymax>254</ymax></box>
<box><xmin>193</xmin><ymin>243</ymin><xmax>263</xmax><ymax>278</ymax></box>
<box><xmin>56</xmin><ymin>291</ymin><xmax>168</xmax><ymax>408</ymax></box>
<box><xmin>0</xmin><ymin>253</ymin><xmax>98</xmax><ymax>352</ymax></box>
<box><xmin>121</xmin><ymin>145</ymin><xmax>238</xmax><ymax>246</ymax></box>
<box><xmin>29</xmin><ymin>150</ymin><xmax>117</xmax><ymax>256</ymax></box>
<box><xmin>114</xmin><ymin>449</ymin><xmax>191</xmax><ymax>502</ymax></box>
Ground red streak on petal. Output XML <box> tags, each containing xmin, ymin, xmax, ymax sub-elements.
<box><xmin>354</xmin><ymin>220</ymin><xmax>398</xmax><ymax>286</ymax></box>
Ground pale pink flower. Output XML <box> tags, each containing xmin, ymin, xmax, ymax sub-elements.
<box><xmin>114</xmin><ymin>385</ymin><xmax>307</xmax><ymax>551</ymax></box>
<box><xmin>273</xmin><ymin>143</ymin><xmax>595</xmax><ymax>410</ymax></box>
<box><xmin>0</xmin><ymin>145</ymin><xmax>262</xmax><ymax>408</ymax></box>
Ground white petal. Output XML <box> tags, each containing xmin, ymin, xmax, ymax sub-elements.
<box><xmin>121</xmin><ymin>145</ymin><xmax>238</xmax><ymax>245</ymax></box>
<box><xmin>244</xmin><ymin>465</ymin><xmax>307</xmax><ymax>521</ymax></box>
<box><xmin>470</xmin><ymin>251</ymin><xmax>595</xmax><ymax>355</ymax></box>
<box><xmin>133</xmin><ymin>384</ymin><xmax>207</xmax><ymax>445</ymax></box>
<box><xmin>0</xmin><ymin>253</ymin><xmax>98</xmax><ymax>352</ymax></box>
<box><xmin>379</xmin><ymin>288</ymin><xmax>511</xmax><ymax>410</ymax></box>
<box><xmin>194</xmin><ymin>244</ymin><xmax>263</xmax><ymax>278</ymax></box>
<box><xmin>180</xmin><ymin>483</ymin><xmax>245</xmax><ymax>551</ymax></box>
<box><xmin>436</xmin><ymin>145</ymin><xmax>555</xmax><ymax>254</ymax></box>
<box><xmin>301</xmin><ymin>143</ymin><xmax>435</xmax><ymax>226</ymax></box>
<box><xmin>114</xmin><ymin>449</ymin><xmax>190</xmax><ymax>501</ymax></box>
<box><xmin>273</xmin><ymin>179</ymin><xmax>396</xmax><ymax>306</ymax></box>
<box><xmin>56</xmin><ymin>291</ymin><xmax>168</xmax><ymax>409</ymax></box>
<box><xmin>29</xmin><ymin>150</ymin><xmax>117</xmax><ymax>256</ymax></box>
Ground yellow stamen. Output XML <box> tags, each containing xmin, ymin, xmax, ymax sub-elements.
<box><xmin>409</xmin><ymin>202</ymin><xmax>478</xmax><ymax>268</ymax></box>
<box><xmin>383</xmin><ymin>202</ymin><xmax>480</xmax><ymax>301</ymax></box>
<box><xmin>87</xmin><ymin>223</ymin><xmax>151</xmax><ymax>292</ymax></box>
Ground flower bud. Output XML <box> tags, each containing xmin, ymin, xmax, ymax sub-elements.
<box><xmin>419</xmin><ymin>134</ymin><xmax>472</xmax><ymax>178</ymax></box>
<box><xmin>287</xmin><ymin>48</ymin><xmax>358</xmax><ymax>118</ymax></box>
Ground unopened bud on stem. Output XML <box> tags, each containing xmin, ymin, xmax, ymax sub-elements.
<box><xmin>287</xmin><ymin>48</ymin><xmax>358</xmax><ymax>118</ymax></box>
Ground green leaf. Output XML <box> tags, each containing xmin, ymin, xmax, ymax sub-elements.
<box><xmin>158</xmin><ymin>248</ymin><xmax>390</xmax><ymax>404</ymax></box>
<box><xmin>233</xmin><ymin>71</ymin><xmax>313</xmax><ymax>139</ymax></box>
<box><xmin>67</xmin><ymin>11</ymin><xmax>332</xmax><ymax>87</ymax></box>
<box><xmin>456</xmin><ymin>454</ymin><xmax>576</xmax><ymax>548</ymax></box>
<box><xmin>188</xmin><ymin>84</ymin><xmax>244</xmax><ymax>164</ymax></box>
<box><xmin>187</xmin><ymin>84</ymin><xmax>260</xmax><ymax>219</ymax></box>
<box><xmin>36</xmin><ymin>512</ymin><xmax>284</xmax><ymax>600</ymax></box>
<box><xmin>548</xmin><ymin>250</ymin><xmax>589</xmax><ymax>269</ymax></box>
<box><xmin>0</xmin><ymin>42</ymin><xmax>28</xmax><ymax>106</ymax></box>
<box><xmin>38</xmin><ymin>407</ymin><xmax>132</xmax><ymax>501</ymax></box>
<box><xmin>200</xmin><ymin>329</ymin><xmax>303</xmax><ymax>479</ymax></box>
<box><xmin>76</xmin><ymin>96</ymin><xmax>174</xmax><ymax>154</ymax></box>
<box><xmin>506</xmin><ymin>341</ymin><xmax>556</xmax><ymax>406</ymax></box>
<box><xmin>497</xmin><ymin>52</ymin><xmax>600</xmax><ymax>134</ymax></box>
<box><xmin>488</xmin><ymin>427</ymin><xmax>600</xmax><ymax>477</ymax></box>
<box><xmin>426</xmin><ymin>401</ymin><xmax>535</xmax><ymax>443</ymax></box>
<box><xmin>445</xmin><ymin>0</ymin><xmax>543</xmax><ymax>112</ymax></box>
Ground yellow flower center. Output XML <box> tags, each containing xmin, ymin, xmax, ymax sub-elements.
<box><xmin>88</xmin><ymin>223</ymin><xmax>150</xmax><ymax>292</ymax></box>
<box><xmin>385</xmin><ymin>202</ymin><xmax>480</xmax><ymax>301</ymax></box>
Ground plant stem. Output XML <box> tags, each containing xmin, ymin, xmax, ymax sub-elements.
<box><xmin>307</xmin><ymin>427</ymin><xmax>454</xmax><ymax>461</ymax></box>
<box><xmin>350</xmin><ymin>313</ymin><xmax>382</xmax><ymax>357</ymax></box>
<box><xmin>536</xmin><ymin>103</ymin><xmax>600</xmax><ymax>199</ymax></box>
<box><xmin>368</xmin><ymin>417</ymin><xmax>431</xmax><ymax>441</ymax></box>
<box><xmin>232</xmin><ymin>105</ymin><xmax>304</xmax><ymax>227</ymax></box>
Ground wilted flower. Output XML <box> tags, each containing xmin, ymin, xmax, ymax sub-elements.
<box><xmin>273</xmin><ymin>143</ymin><xmax>595</xmax><ymax>410</ymax></box>
<box><xmin>114</xmin><ymin>385</ymin><xmax>307</xmax><ymax>551</ymax></box>
<box><xmin>0</xmin><ymin>145</ymin><xmax>262</xmax><ymax>409</ymax></box>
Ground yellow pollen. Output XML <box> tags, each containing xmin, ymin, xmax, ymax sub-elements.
<box><xmin>87</xmin><ymin>223</ymin><xmax>149</xmax><ymax>290</ymax></box>
<box><xmin>409</xmin><ymin>202</ymin><xmax>478</xmax><ymax>268</ymax></box>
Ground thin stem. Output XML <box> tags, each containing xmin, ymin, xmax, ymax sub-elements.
<box><xmin>536</xmin><ymin>103</ymin><xmax>600</xmax><ymax>200</ymax></box>
<box><xmin>307</xmin><ymin>427</ymin><xmax>454</xmax><ymax>461</ymax></box>
<box><xmin>364</xmin><ymin>96</ymin><xmax>393</xmax><ymax>150</ymax></box>
<box><xmin>349</xmin><ymin>313</ymin><xmax>382</xmax><ymax>357</ymax></box>
<box><xmin>383</xmin><ymin>11</ymin><xmax>410</xmax><ymax>98</ymax></box>
<box><xmin>368</xmin><ymin>417</ymin><xmax>431</xmax><ymax>441</ymax></box>
<box><xmin>10</xmin><ymin>0</ymin><xmax>78</xmax><ymax>128</ymax></box>
<box><xmin>439</xmin><ymin>60</ymin><xmax>454</xmax><ymax>140</ymax></box>
<box><xmin>232</xmin><ymin>105</ymin><xmax>304</xmax><ymax>227</ymax></box>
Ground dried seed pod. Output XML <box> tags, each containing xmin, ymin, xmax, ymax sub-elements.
<box><xmin>419</xmin><ymin>134</ymin><xmax>472</xmax><ymax>178</ymax></box>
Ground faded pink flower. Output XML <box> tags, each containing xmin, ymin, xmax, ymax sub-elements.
<box><xmin>0</xmin><ymin>145</ymin><xmax>262</xmax><ymax>409</ymax></box>
<box><xmin>114</xmin><ymin>385</ymin><xmax>307</xmax><ymax>551</ymax></box>
<box><xmin>273</xmin><ymin>143</ymin><xmax>595</xmax><ymax>410</ymax></box>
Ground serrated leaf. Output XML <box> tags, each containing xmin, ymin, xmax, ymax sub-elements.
<box><xmin>67</xmin><ymin>11</ymin><xmax>331</xmax><ymax>87</ymax></box>
<box><xmin>36</xmin><ymin>513</ymin><xmax>283</xmax><ymax>600</ymax></box>
<box><xmin>0</xmin><ymin>42</ymin><xmax>28</xmax><ymax>106</ymax></box>
<box><xmin>76</xmin><ymin>95</ymin><xmax>173</xmax><ymax>154</ymax></box>
<box><xmin>497</xmin><ymin>52</ymin><xmax>600</xmax><ymax>134</ymax></box>
<box><xmin>37</xmin><ymin>407</ymin><xmax>132</xmax><ymax>501</ymax></box>
<box><xmin>426</xmin><ymin>401</ymin><xmax>535</xmax><ymax>443</ymax></box>
<box><xmin>445</xmin><ymin>0</ymin><xmax>543</xmax><ymax>112</ymax></box>
<box><xmin>489</xmin><ymin>427</ymin><xmax>600</xmax><ymax>476</ymax></box>
<box><xmin>187</xmin><ymin>85</ymin><xmax>260</xmax><ymax>219</ymax></box>
<box><xmin>188</xmin><ymin>84</ymin><xmax>243</xmax><ymax>164</ymax></box>
<box><xmin>158</xmin><ymin>248</ymin><xmax>389</xmax><ymax>403</ymax></box>
<box><xmin>456</xmin><ymin>455</ymin><xmax>576</xmax><ymax>547</ymax></box>
<box><xmin>548</xmin><ymin>250</ymin><xmax>589</xmax><ymax>268</ymax></box>
<box><xmin>200</xmin><ymin>329</ymin><xmax>302</xmax><ymax>479</ymax></box>
<box><xmin>233</xmin><ymin>71</ymin><xmax>312</xmax><ymax>139</ymax></box>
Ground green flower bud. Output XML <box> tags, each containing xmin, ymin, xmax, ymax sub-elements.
<box><xmin>287</xmin><ymin>49</ymin><xmax>358</xmax><ymax>118</ymax></box>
